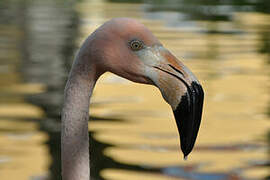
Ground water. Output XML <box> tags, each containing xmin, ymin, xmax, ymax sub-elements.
<box><xmin>0</xmin><ymin>0</ymin><xmax>269</xmax><ymax>179</ymax></box>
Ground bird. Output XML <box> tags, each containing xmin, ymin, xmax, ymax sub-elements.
<box><xmin>61</xmin><ymin>18</ymin><xmax>204</xmax><ymax>180</ymax></box>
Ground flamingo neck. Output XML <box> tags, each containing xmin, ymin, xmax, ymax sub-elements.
<box><xmin>61</xmin><ymin>51</ymin><xmax>97</xmax><ymax>180</ymax></box>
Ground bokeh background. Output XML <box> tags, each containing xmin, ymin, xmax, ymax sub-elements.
<box><xmin>1</xmin><ymin>0</ymin><xmax>270</xmax><ymax>179</ymax></box>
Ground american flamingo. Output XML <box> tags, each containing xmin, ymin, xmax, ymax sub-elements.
<box><xmin>61</xmin><ymin>18</ymin><xmax>204</xmax><ymax>180</ymax></box>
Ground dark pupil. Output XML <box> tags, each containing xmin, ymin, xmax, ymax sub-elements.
<box><xmin>130</xmin><ymin>40</ymin><xmax>142</xmax><ymax>50</ymax></box>
<box><xmin>133</xmin><ymin>43</ymin><xmax>139</xmax><ymax>48</ymax></box>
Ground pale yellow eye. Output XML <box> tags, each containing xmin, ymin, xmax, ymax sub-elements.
<box><xmin>130</xmin><ymin>40</ymin><xmax>143</xmax><ymax>51</ymax></box>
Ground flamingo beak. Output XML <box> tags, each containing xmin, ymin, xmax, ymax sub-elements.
<box><xmin>145</xmin><ymin>48</ymin><xmax>204</xmax><ymax>159</ymax></box>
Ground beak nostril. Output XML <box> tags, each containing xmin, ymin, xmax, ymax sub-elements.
<box><xmin>168</xmin><ymin>64</ymin><xmax>185</xmax><ymax>77</ymax></box>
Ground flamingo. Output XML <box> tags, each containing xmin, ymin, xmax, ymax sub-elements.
<box><xmin>61</xmin><ymin>18</ymin><xmax>204</xmax><ymax>180</ymax></box>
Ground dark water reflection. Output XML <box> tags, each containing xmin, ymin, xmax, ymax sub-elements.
<box><xmin>145</xmin><ymin>0</ymin><xmax>270</xmax><ymax>21</ymax></box>
<box><xmin>0</xmin><ymin>0</ymin><xmax>270</xmax><ymax>180</ymax></box>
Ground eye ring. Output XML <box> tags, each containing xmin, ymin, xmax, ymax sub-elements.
<box><xmin>130</xmin><ymin>40</ymin><xmax>143</xmax><ymax>51</ymax></box>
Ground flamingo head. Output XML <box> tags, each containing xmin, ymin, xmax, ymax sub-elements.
<box><xmin>87</xmin><ymin>18</ymin><xmax>204</xmax><ymax>158</ymax></box>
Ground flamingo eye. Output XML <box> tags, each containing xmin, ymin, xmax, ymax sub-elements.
<box><xmin>130</xmin><ymin>40</ymin><xmax>143</xmax><ymax>51</ymax></box>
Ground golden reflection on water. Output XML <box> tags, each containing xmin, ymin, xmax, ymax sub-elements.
<box><xmin>0</xmin><ymin>101</ymin><xmax>49</xmax><ymax>180</ymax></box>
<box><xmin>0</xmin><ymin>0</ymin><xmax>270</xmax><ymax>180</ymax></box>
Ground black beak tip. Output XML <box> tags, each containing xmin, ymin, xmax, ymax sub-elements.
<box><xmin>183</xmin><ymin>148</ymin><xmax>191</xmax><ymax>157</ymax></box>
<box><xmin>173</xmin><ymin>81</ymin><xmax>204</xmax><ymax>159</ymax></box>
<box><xmin>183</xmin><ymin>154</ymin><xmax>188</xmax><ymax>160</ymax></box>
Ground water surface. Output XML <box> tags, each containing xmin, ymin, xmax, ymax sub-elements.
<box><xmin>0</xmin><ymin>0</ymin><xmax>269</xmax><ymax>179</ymax></box>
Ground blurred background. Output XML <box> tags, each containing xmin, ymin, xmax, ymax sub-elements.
<box><xmin>0</xmin><ymin>0</ymin><xmax>270</xmax><ymax>179</ymax></box>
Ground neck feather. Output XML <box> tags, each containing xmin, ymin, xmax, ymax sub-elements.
<box><xmin>61</xmin><ymin>51</ymin><xmax>97</xmax><ymax>180</ymax></box>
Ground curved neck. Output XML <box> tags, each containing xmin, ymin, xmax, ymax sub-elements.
<box><xmin>61</xmin><ymin>51</ymin><xmax>97</xmax><ymax>180</ymax></box>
